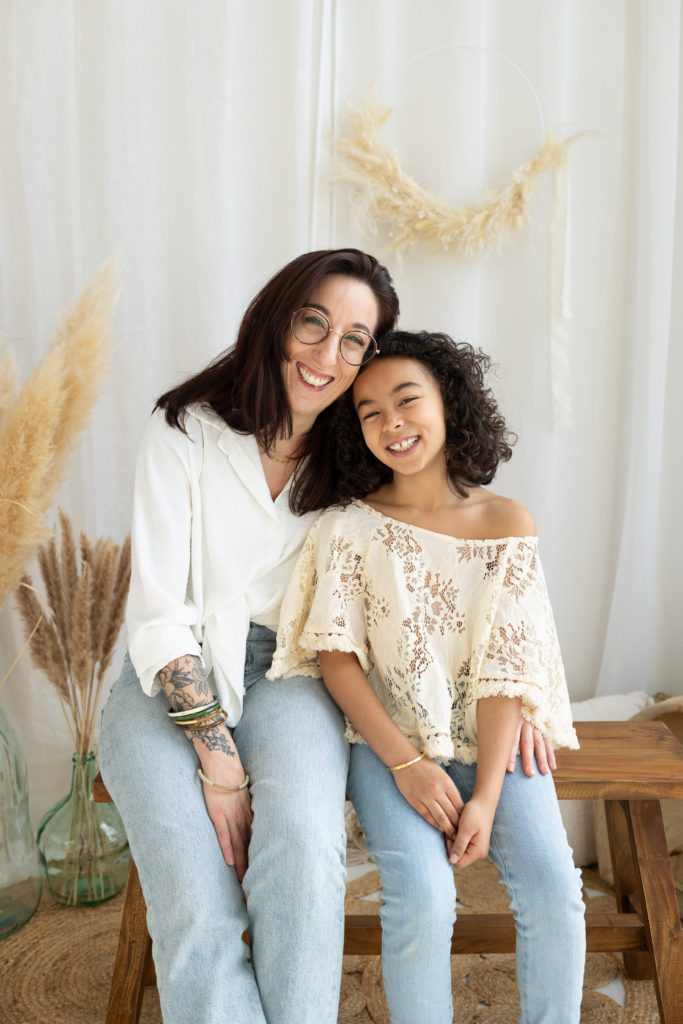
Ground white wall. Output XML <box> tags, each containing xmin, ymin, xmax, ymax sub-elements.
<box><xmin>0</xmin><ymin>0</ymin><xmax>681</xmax><ymax>823</ymax></box>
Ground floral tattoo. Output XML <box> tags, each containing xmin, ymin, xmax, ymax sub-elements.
<box><xmin>157</xmin><ymin>655</ymin><xmax>212</xmax><ymax>709</ymax></box>
<box><xmin>157</xmin><ymin>655</ymin><xmax>236</xmax><ymax>758</ymax></box>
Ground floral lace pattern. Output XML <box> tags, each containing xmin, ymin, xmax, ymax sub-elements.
<box><xmin>269</xmin><ymin>501</ymin><xmax>577</xmax><ymax>763</ymax></box>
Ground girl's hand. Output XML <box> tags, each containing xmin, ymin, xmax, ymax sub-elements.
<box><xmin>447</xmin><ymin>797</ymin><xmax>496</xmax><ymax>868</ymax></box>
<box><xmin>392</xmin><ymin>757</ymin><xmax>464</xmax><ymax>837</ymax></box>
<box><xmin>198</xmin><ymin>750</ymin><xmax>253</xmax><ymax>882</ymax></box>
<box><xmin>506</xmin><ymin>719</ymin><xmax>556</xmax><ymax>776</ymax></box>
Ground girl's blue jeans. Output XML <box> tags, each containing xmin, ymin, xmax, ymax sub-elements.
<box><xmin>99</xmin><ymin>624</ymin><xmax>349</xmax><ymax>1024</ymax></box>
<box><xmin>347</xmin><ymin>742</ymin><xmax>586</xmax><ymax>1024</ymax></box>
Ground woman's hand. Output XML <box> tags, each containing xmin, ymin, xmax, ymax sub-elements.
<box><xmin>158</xmin><ymin>655</ymin><xmax>253</xmax><ymax>878</ymax></box>
<box><xmin>446</xmin><ymin>797</ymin><xmax>496</xmax><ymax>868</ymax></box>
<box><xmin>506</xmin><ymin>719</ymin><xmax>556</xmax><ymax>776</ymax></box>
<box><xmin>392</xmin><ymin>757</ymin><xmax>464</xmax><ymax>838</ymax></box>
<box><xmin>198</xmin><ymin>755</ymin><xmax>253</xmax><ymax>883</ymax></box>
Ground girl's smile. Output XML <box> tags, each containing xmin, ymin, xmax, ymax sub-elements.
<box><xmin>386</xmin><ymin>434</ymin><xmax>420</xmax><ymax>455</ymax></box>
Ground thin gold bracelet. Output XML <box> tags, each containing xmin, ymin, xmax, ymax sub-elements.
<box><xmin>176</xmin><ymin>710</ymin><xmax>228</xmax><ymax>731</ymax></box>
<box><xmin>388</xmin><ymin>751</ymin><xmax>426</xmax><ymax>773</ymax></box>
<box><xmin>197</xmin><ymin>766</ymin><xmax>250</xmax><ymax>792</ymax></box>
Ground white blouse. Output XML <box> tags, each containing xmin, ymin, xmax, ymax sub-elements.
<box><xmin>126</xmin><ymin>405</ymin><xmax>319</xmax><ymax>724</ymax></box>
<box><xmin>269</xmin><ymin>500</ymin><xmax>578</xmax><ymax>764</ymax></box>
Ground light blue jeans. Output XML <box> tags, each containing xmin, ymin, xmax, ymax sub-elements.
<box><xmin>347</xmin><ymin>743</ymin><xmax>586</xmax><ymax>1024</ymax></box>
<box><xmin>99</xmin><ymin>625</ymin><xmax>349</xmax><ymax>1024</ymax></box>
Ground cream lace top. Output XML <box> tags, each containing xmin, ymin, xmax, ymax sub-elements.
<box><xmin>268</xmin><ymin>500</ymin><xmax>578</xmax><ymax>764</ymax></box>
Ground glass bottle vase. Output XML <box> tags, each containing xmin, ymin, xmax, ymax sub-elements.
<box><xmin>0</xmin><ymin>704</ymin><xmax>42</xmax><ymax>939</ymax></box>
<box><xmin>37</xmin><ymin>752</ymin><xmax>130</xmax><ymax>906</ymax></box>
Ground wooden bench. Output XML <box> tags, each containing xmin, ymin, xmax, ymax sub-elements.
<box><xmin>93</xmin><ymin>720</ymin><xmax>683</xmax><ymax>1024</ymax></box>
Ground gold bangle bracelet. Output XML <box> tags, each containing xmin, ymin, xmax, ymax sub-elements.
<box><xmin>197</xmin><ymin>766</ymin><xmax>250</xmax><ymax>792</ymax></box>
<box><xmin>168</xmin><ymin>698</ymin><xmax>219</xmax><ymax>719</ymax></box>
<box><xmin>176</xmin><ymin>710</ymin><xmax>228</xmax><ymax>731</ymax></box>
<box><xmin>388</xmin><ymin>751</ymin><xmax>426</xmax><ymax>773</ymax></box>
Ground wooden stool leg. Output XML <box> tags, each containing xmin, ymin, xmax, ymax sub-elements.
<box><xmin>105</xmin><ymin>860</ymin><xmax>153</xmax><ymax>1024</ymax></box>
<box><xmin>604</xmin><ymin>799</ymin><xmax>653</xmax><ymax>980</ymax></box>
<box><xmin>625</xmin><ymin>800</ymin><xmax>683</xmax><ymax>1024</ymax></box>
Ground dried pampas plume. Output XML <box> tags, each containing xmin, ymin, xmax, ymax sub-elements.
<box><xmin>330</xmin><ymin>100</ymin><xmax>577</xmax><ymax>255</ymax></box>
<box><xmin>0</xmin><ymin>345</ymin><xmax>19</xmax><ymax>432</ymax></box>
<box><xmin>0</xmin><ymin>258</ymin><xmax>119</xmax><ymax>616</ymax></box>
<box><xmin>15</xmin><ymin>511</ymin><xmax>131</xmax><ymax>755</ymax></box>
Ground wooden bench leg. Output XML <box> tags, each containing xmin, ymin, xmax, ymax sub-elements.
<box><xmin>105</xmin><ymin>860</ymin><xmax>153</xmax><ymax>1024</ymax></box>
<box><xmin>604</xmin><ymin>799</ymin><xmax>653</xmax><ymax>980</ymax></box>
<box><xmin>626</xmin><ymin>800</ymin><xmax>683</xmax><ymax>1024</ymax></box>
<box><xmin>605</xmin><ymin>798</ymin><xmax>683</xmax><ymax>1023</ymax></box>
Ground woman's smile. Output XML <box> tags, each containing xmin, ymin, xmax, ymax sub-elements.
<box><xmin>295</xmin><ymin>360</ymin><xmax>335</xmax><ymax>389</ymax></box>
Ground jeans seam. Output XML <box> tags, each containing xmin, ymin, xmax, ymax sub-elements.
<box><xmin>488</xmin><ymin>828</ymin><xmax>530</xmax><ymax>1023</ymax></box>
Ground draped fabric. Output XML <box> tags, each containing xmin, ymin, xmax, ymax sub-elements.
<box><xmin>0</xmin><ymin>0</ymin><xmax>680</xmax><ymax>820</ymax></box>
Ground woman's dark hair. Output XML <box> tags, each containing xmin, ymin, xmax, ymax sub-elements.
<box><xmin>155</xmin><ymin>248</ymin><xmax>399</xmax><ymax>513</ymax></box>
<box><xmin>333</xmin><ymin>329</ymin><xmax>516</xmax><ymax>501</ymax></box>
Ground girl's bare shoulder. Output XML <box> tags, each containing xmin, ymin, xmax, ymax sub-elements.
<box><xmin>474</xmin><ymin>491</ymin><xmax>537</xmax><ymax>539</ymax></box>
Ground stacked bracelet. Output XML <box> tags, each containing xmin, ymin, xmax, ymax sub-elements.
<box><xmin>388</xmin><ymin>751</ymin><xmax>426</xmax><ymax>773</ymax></box>
<box><xmin>168</xmin><ymin>698</ymin><xmax>220</xmax><ymax>719</ymax></box>
<box><xmin>168</xmin><ymin>697</ymin><xmax>227</xmax><ymax>732</ymax></box>
<box><xmin>179</xmin><ymin>709</ymin><xmax>228</xmax><ymax>731</ymax></box>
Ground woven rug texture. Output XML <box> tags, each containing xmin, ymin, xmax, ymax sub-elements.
<box><xmin>0</xmin><ymin>861</ymin><xmax>660</xmax><ymax>1024</ymax></box>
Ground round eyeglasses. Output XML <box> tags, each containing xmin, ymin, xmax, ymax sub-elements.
<box><xmin>290</xmin><ymin>308</ymin><xmax>378</xmax><ymax>366</ymax></box>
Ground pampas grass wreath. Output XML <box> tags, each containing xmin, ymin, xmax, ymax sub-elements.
<box><xmin>330</xmin><ymin>99</ymin><xmax>577</xmax><ymax>255</ymax></box>
<box><xmin>0</xmin><ymin>862</ymin><xmax>659</xmax><ymax>1024</ymax></box>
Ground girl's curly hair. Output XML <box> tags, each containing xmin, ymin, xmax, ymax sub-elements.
<box><xmin>332</xmin><ymin>329</ymin><xmax>516</xmax><ymax>501</ymax></box>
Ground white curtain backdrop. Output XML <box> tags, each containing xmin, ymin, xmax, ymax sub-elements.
<box><xmin>0</xmin><ymin>0</ymin><xmax>681</xmax><ymax>823</ymax></box>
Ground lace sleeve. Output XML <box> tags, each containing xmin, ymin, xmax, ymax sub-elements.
<box><xmin>474</xmin><ymin>540</ymin><xmax>572</xmax><ymax>738</ymax></box>
<box><xmin>267</xmin><ymin>510</ymin><xmax>372</xmax><ymax>681</ymax></box>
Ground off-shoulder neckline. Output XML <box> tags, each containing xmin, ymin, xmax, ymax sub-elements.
<box><xmin>349</xmin><ymin>499</ymin><xmax>538</xmax><ymax>546</ymax></box>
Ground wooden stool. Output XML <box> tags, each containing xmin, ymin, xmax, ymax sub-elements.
<box><xmin>94</xmin><ymin>720</ymin><xmax>683</xmax><ymax>1024</ymax></box>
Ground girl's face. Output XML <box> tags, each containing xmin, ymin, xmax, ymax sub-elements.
<box><xmin>353</xmin><ymin>357</ymin><xmax>447</xmax><ymax>477</ymax></box>
<box><xmin>282</xmin><ymin>273</ymin><xmax>379</xmax><ymax>434</ymax></box>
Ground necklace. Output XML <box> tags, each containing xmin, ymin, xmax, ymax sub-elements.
<box><xmin>261</xmin><ymin>448</ymin><xmax>300</xmax><ymax>464</ymax></box>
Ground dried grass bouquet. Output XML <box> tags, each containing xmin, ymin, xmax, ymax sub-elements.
<box><xmin>15</xmin><ymin>511</ymin><xmax>131</xmax><ymax>755</ymax></box>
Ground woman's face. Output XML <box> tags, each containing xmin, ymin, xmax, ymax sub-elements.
<box><xmin>283</xmin><ymin>273</ymin><xmax>380</xmax><ymax>434</ymax></box>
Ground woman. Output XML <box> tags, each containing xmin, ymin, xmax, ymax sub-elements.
<box><xmin>99</xmin><ymin>248</ymin><xmax>400</xmax><ymax>1024</ymax></box>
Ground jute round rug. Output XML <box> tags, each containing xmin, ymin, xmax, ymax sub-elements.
<box><xmin>0</xmin><ymin>864</ymin><xmax>660</xmax><ymax>1024</ymax></box>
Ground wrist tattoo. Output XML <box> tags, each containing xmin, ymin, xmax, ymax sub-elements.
<box><xmin>183</xmin><ymin>724</ymin><xmax>237</xmax><ymax>757</ymax></box>
<box><xmin>158</xmin><ymin>655</ymin><xmax>211</xmax><ymax>711</ymax></box>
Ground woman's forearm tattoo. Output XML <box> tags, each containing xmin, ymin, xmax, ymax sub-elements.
<box><xmin>157</xmin><ymin>655</ymin><xmax>236</xmax><ymax>759</ymax></box>
<box><xmin>157</xmin><ymin>655</ymin><xmax>211</xmax><ymax>710</ymax></box>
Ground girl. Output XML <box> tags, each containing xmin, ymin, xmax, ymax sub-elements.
<box><xmin>269</xmin><ymin>329</ymin><xmax>586</xmax><ymax>1024</ymax></box>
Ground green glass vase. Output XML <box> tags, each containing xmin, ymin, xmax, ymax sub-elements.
<box><xmin>0</xmin><ymin>704</ymin><xmax>42</xmax><ymax>939</ymax></box>
<box><xmin>36</xmin><ymin>752</ymin><xmax>130</xmax><ymax>906</ymax></box>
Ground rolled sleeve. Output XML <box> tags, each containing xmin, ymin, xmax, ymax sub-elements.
<box><xmin>126</xmin><ymin>410</ymin><xmax>203</xmax><ymax>694</ymax></box>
